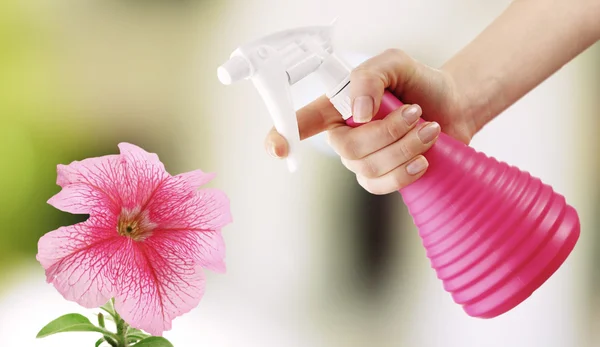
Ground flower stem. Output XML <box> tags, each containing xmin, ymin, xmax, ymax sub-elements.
<box><xmin>111</xmin><ymin>302</ymin><xmax>130</xmax><ymax>347</ymax></box>
<box><xmin>97</xmin><ymin>299</ymin><xmax>129</xmax><ymax>347</ymax></box>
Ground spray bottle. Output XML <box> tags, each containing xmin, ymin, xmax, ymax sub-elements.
<box><xmin>217</xmin><ymin>21</ymin><xmax>581</xmax><ymax>318</ymax></box>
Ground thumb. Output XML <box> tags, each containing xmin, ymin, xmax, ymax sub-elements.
<box><xmin>264</xmin><ymin>95</ymin><xmax>345</xmax><ymax>158</ymax></box>
<box><xmin>349</xmin><ymin>49</ymin><xmax>419</xmax><ymax>123</ymax></box>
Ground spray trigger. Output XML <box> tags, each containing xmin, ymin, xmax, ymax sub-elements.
<box><xmin>218</xmin><ymin>21</ymin><xmax>353</xmax><ymax>172</ymax></box>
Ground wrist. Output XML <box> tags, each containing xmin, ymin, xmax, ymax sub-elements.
<box><xmin>438</xmin><ymin>68</ymin><xmax>480</xmax><ymax>143</ymax></box>
<box><xmin>442</xmin><ymin>66</ymin><xmax>505</xmax><ymax>141</ymax></box>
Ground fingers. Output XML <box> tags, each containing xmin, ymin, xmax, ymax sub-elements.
<box><xmin>264</xmin><ymin>127</ymin><xmax>289</xmax><ymax>158</ymax></box>
<box><xmin>296</xmin><ymin>95</ymin><xmax>345</xmax><ymax>140</ymax></box>
<box><xmin>327</xmin><ymin>104</ymin><xmax>422</xmax><ymax>160</ymax></box>
<box><xmin>264</xmin><ymin>49</ymin><xmax>421</xmax><ymax>159</ymax></box>
<box><xmin>356</xmin><ymin>155</ymin><xmax>430</xmax><ymax>195</ymax></box>
<box><xmin>341</xmin><ymin>120</ymin><xmax>440</xmax><ymax>180</ymax></box>
<box><xmin>349</xmin><ymin>49</ymin><xmax>418</xmax><ymax>123</ymax></box>
<box><xmin>264</xmin><ymin>95</ymin><xmax>345</xmax><ymax>159</ymax></box>
<box><xmin>325</xmin><ymin>100</ymin><xmax>441</xmax><ymax>194</ymax></box>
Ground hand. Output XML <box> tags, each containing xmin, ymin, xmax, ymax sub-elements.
<box><xmin>264</xmin><ymin>49</ymin><xmax>476</xmax><ymax>194</ymax></box>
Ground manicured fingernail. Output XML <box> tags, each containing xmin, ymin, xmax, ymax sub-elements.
<box><xmin>406</xmin><ymin>156</ymin><xmax>429</xmax><ymax>175</ymax></box>
<box><xmin>352</xmin><ymin>96</ymin><xmax>374</xmax><ymax>123</ymax></box>
<box><xmin>402</xmin><ymin>105</ymin><xmax>421</xmax><ymax>124</ymax></box>
<box><xmin>418</xmin><ymin>122</ymin><xmax>441</xmax><ymax>143</ymax></box>
<box><xmin>268</xmin><ymin>143</ymin><xmax>280</xmax><ymax>158</ymax></box>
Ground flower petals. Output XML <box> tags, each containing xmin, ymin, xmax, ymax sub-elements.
<box><xmin>37</xmin><ymin>218</ymin><xmax>121</xmax><ymax>308</ymax></box>
<box><xmin>114</xmin><ymin>241</ymin><xmax>206</xmax><ymax>336</ymax></box>
<box><xmin>48</xmin><ymin>143</ymin><xmax>171</xmax><ymax>215</ymax></box>
<box><xmin>114</xmin><ymin>143</ymin><xmax>169</xmax><ymax>210</ymax></box>
<box><xmin>149</xmin><ymin>186</ymin><xmax>232</xmax><ymax>232</ymax></box>
<box><xmin>151</xmin><ymin>230</ymin><xmax>227</xmax><ymax>274</ymax></box>
<box><xmin>175</xmin><ymin>169</ymin><xmax>216</xmax><ymax>189</ymax></box>
<box><xmin>118</xmin><ymin>142</ymin><xmax>165</xmax><ymax>172</ymax></box>
<box><xmin>146</xmin><ymin>186</ymin><xmax>232</xmax><ymax>274</ymax></box>
<box><xmin>49</xmin><ymin>157</ymin><xmax>122</xmax><ymax>215</ymax></box>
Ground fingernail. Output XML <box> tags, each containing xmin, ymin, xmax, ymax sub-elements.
<box><xmin>402</xmin><ymin>105</ymin><xmax>421</xmax><ymax>124</ymax></box>
<box><xmin>352</xmin><ymin>96</ymin><xmax>374</xmax><ymax>123</ymax></box>
<box><xmin>418</xmin><ymin>122</ymin><xmax>441</xmax><ymax>144</ymax></box>
<box><xmin>268</xmin><ymin>143</ymin><xmax>280</xmax><ymax>158</ymax></box>
<box><xmin>406</xmin><ymin>156</ymin><xmax>429</xmax><ymax>175</ymax></box>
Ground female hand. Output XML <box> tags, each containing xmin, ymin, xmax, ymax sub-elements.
<box><xmin>264</xmin><ymin>49</ymin><xmax>475</xmax><ymax>194</ymax></box>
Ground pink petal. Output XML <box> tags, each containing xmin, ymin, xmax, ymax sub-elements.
<box><xmin>114</xmin><ymin>240</ymin><xmax>206</xmax><ymax>336</ymax></box>
<box><xmin>49</xmin><ymin>157</ymin><xmax>122</xmax><ymax>215</ymax></box>
<box><xmin>113</xmin><ymin>143</ymin><xmax>170</xmax><ymax>210</ymax></box>
<box><xmin>175</xmin><ymin>169</ymin><xmax>216</xmax><ymax>189</ymax></box>
<box><xmin>149</xmin><ymin>183</ymin><xmax>232</xmax><ymax>231</ymax></box>
<box><xmin>150</xmin><ymin>229</ymin><xmax>227</xmax><ymax>274</ymax></box>
<box><xmin>36</xmin><ymin>217</ymin><xmax>122</xmax><ymax>308</ymax></box>
<box><xmin>144</xmin><ymin>176</ymin><xmax>232</xmax><ymax>272</ymax></box>
<box><xmin>48</xmin><ymin>143</ymin><xmax>170</xmax><ymax>215</ymax></box>
<box><xmin>117</xmin><ymin>142</ymin><xmax>165</xmax><ymax>172</ymax></box>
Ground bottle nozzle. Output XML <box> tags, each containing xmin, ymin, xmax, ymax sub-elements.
<box><xmin>218</xmin><ymin>21</ymin><xmax>347</xmax><ymax>172</ymax></box>
<box><xmin>217</xmin><ymin>56</ymin><xmax>251</xmax><ymax>85</ymax></box>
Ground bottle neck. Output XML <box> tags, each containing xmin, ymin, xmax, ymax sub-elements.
<box><xmin>312</xmin><ymin>53</ymin><xmax>353</xmax><ymax>120</ymax></box>
<box><xmin>315</xmin><ymin>53</ymin><xmax>353</xmax><ymax>97</ymax></box>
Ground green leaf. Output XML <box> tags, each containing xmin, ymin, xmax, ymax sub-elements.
<box><xmin>126</xmin><ymin>326</ymin><xmax>150</xmax><ymax>343</ymax></box>
<box><xmin>104</xmin><ymin>335</ymin><xmax>119</xmax><ymax>347</ymax></box>
<box><xmin>100</xmin><ymin>300</ymin><xmax>116</xmax><ymax>317</ymax></box>
<box><xmin>127</xmin><ymin>328</ymin><xmax>150</xmax><ymax>340</ymax></box>
<box><xmin>128</xmin><ymin>333</ymin><xmax>149</xmax><ymax>340</ymax></box>
<box><xmin>127</xmin><ymin>327</ymin><xmax>145</xmax><ymax>335</ymax></box>
<box><xmin>36</xmin><ymin>313</ymin><xmax>108</xmax><ymax>338</ymax></box>
<box><xmin>128</xmin><ymin>335</ymin><xmax>147</xmax><ymax>344</ymax></box>
<box><xmin>132</xmin><ymin>336</ymin><xmax>174</xmax><ymax>347</ymax></box>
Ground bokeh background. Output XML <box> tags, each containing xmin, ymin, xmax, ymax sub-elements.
<box><xmin>0</xmin><ymin>0</ymin><xmax>598</xmax><ymax>346</ymax></box>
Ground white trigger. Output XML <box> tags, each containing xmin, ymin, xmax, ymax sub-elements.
<box><xmin>218</xmin><ymin>21</ymin><xmax>354</xmax><ymax>172</ymax></box>
<box><xmin>250</xmin><ymin>47</ymin><xmax>300</xmax><ymax>172</ymax></box>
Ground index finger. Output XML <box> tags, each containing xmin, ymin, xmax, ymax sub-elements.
<box><xmin>296</xmin><ymin>95</ymin><xmax>346</xmax><ymax>140</ymax></box>
<box><xmin>264</xmin><ymin>95</ymin><xmax>347</xmax><ymax>159</ymax></box>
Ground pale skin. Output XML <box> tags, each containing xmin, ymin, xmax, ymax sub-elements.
<box><xmin>264</xmin><ymin>0</ymin><xmax>600</xmax><ymax>195</ymax></box>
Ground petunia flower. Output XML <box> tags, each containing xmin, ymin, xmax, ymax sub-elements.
<box><xmin>36</xmin><ymin>143</ymin><xmax>232</xmax><ymax>336</ymax></box>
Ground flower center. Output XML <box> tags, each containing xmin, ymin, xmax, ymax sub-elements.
<box><xmin>117</xmin><ymin>207</ymin><xmax>156</xmax><ymax>241</ymax></box>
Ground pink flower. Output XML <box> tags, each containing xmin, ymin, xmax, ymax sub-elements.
<box><xmin>36</xmin><ymin>143</ymin><xmax>232</xmax><ymax>336</ymax></box>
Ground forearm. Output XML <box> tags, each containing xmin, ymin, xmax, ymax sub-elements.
<box><xmin>442</xmin><ymin>0</ymin><xmax>600</xmax><ymax>132</ymax></box>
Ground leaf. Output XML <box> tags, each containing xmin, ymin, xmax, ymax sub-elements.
<box><xmin>127</xmin><ymin>334</ymin><xmax>150</xmax><ymax>342</ymax></box>
<box><xmin>36</xmin><ymin>313</ymin><xmax>107</xmax><ymax>338</ymax></box>
<box><xmin>127</xmin><ymin>327</ymin><xmax>150</xmax><ymax>343</ymax></box>
<box><xmin>127</xmin><ymin>328</ymin><xmax>150</xmax><ymax>339</ymax></box>
<box><xmin>101</xmin><ymin>301</ymin><xmax>113</xmax><ymax>312</ymax></box>
<box><xmin>133</xmin><ymin>336</ymin><xmax>174</xmax><ymax>347</ymax></box>
<box><xmin>100</xmin><ymin>300</ymin><xmax>116</xmax><ymax>318</ymax></box>
<box><xmin>104</xmin><ymin>335</ymin><xmax>119</xmax><ymax>347</ymax></box>
<box><xmin>127</xmin><ymin>328</ymin><xmax>146</xmax><ymax>335</ymax></box>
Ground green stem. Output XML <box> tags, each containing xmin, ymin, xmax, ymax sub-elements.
<box><xmin>112</xmin><ymin>302</ymin><xmax>129</xmax><ymax>347</ymax></box>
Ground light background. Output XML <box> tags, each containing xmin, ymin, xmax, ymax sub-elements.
<box><xmin>0</xmin><ymin>1</ymin><xmax>598</xmax><ymax>346</ymax></box>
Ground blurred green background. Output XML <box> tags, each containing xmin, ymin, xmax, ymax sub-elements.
<box><xmin>0</xmin><ymin>1</ymin><xmax>598</xmax><ymax>346</ymax></box>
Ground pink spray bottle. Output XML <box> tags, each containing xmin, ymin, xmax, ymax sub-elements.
<box><xmin>217</xmin><ymin>21</ymin><xmax>581</xmax><ymax>318</ymax></box>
